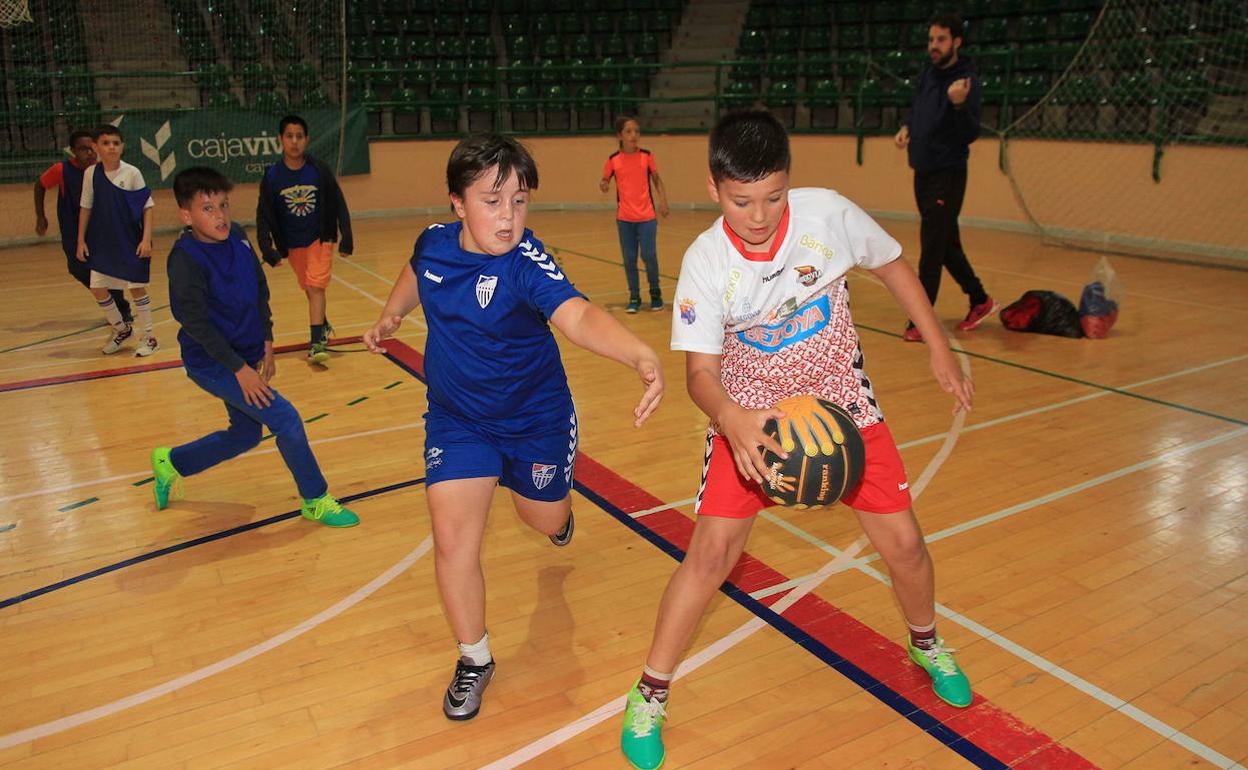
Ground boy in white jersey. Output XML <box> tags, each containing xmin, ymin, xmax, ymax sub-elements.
<box><xmin>619</xmin><ymin>110</ymin><xmax>976</xmax><ymax>770</ymax></box>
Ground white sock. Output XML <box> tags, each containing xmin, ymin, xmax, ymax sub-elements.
<box><xmin>133</xmin><ymin>294</ymin><xmax>153</xmax><ymax>337</ymax></box>
<box><xmin>98</xmin><ymin>297</ymin><xmax>125</xmax><ymax>330</ymax></box>
<box><xmin>457</xmin><ymin>633</ymin><xmax>492</xmax><ymax>666</ymax></box>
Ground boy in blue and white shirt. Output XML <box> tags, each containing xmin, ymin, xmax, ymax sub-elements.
<box><xmin>364</xmin><ymin>133</ymin><xmax>664</xmax><ymax>721</ymax></box>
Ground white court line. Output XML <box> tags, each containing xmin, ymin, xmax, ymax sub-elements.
<box><xmin>0</xmin><ymin>535</ymin><xmax>434</xmax><ymax>752</ymax></box>
<box><xmin>896</xmin><ymin>353</ymin><xmax>1248</xmax><ymax>451</ymax></box>
<box><xmin>0</xmin><ymin>420</ymin><xmax>426</xmax><ymax>505</ymax></box>
<box><xmin>478</xmin><ymin>346</ymin><xmax>972</xmax><ymax>769</ymax></box>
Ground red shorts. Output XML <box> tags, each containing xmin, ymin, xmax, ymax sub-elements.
<box><xmin>286</xmin><ymin>240</ymin><xmax>334</xmax><ymax>290</ymax></box>
<box><xmin>695</xmin><ymin>421</ymin><xmax>912</xmax><ymax>518</ymax></box>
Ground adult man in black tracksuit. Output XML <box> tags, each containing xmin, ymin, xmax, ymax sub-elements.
<box><xmin>895</xmin><ymin>14</ymin><xmax>997</xmax><ymax>342</ymax></box>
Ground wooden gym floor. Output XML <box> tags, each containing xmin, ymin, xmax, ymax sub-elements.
<box><xmin>0</xmin><ymin>209</ymin><xmax>1245</xmax><ymax>769</ymax></box>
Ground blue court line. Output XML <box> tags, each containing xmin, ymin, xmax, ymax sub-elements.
<box><xmin>0</xmin><ymin>477</ymin><xmax>425</xmax><ymax>612</ymax></box>
<box><xmin>574</xmin><ymin>481</ymin><xmax>1009</xmax><ymax>770</ymax></box>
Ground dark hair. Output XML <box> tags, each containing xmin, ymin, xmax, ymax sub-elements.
<box><xmin>614</xmin><ymin>115</ymin><xmax>639</xmax><ymax>134</ymax></box>
<box><xmin>708</xmin><ymin>109</ymin><xmax>791</xmax><ymax>184</ymax></box>
<box><xmin>929</xmin><ymin>13</ymin><xmax>965</xmax><ymax>41</ymax></box>
<box><xmin>172</xmin><ymin>166</ymin><xmax>234</xmax><ymax>207</ymax></box>
<box><xmin>446</xmin><ymin>133</ymin><xmax>539</xmax><ymax>197</ymax></box>
<box><xmin>279</xmin><ymin>114</ymin><xmax>308</xmax><ymax>135</ymax></box>
<box><xmin>69</xmin><ymin>130</ymin><xmax>93</xmax><ymax>146</ymax></box>
<box><xmin>93</xmin><ymin>124</ymin><xmax>122</xmax><ymax>141</ymax></box>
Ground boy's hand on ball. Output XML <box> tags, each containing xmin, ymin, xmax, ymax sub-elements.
<box><xmin>718</xmin><ymin>404</ymin><xmax>787</xmax><ymax>485</ymax></box>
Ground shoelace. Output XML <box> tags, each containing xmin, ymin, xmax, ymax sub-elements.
<box><xmin>449</xmin><ymin>662</ymin><xmax>491</xmax><ymax>696</ymax></box>
<box><xmin>307</xmin><ymin>496</ymin><xmax>342</xmax><ymax>520</ymax></box>
<box><xmin>918</xmin><ymin>642</ymin><xmax>960</xmax><ymax>677</ymax></box>
<box><xmin>627</xmin><ymin>696</ymin><xmax>666</xmax><ymax>738</ymax></box>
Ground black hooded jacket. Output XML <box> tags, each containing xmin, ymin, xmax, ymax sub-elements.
<box><xmin>905</xmin><ymin>55</ymin><xmax>981</xmax><ymax>174</ymax></box>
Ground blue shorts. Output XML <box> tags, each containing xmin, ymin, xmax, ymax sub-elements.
<box><xmin>423</xmin><ymin>406</ymin><xmax>579</xmax><ymax>502</ymax></box>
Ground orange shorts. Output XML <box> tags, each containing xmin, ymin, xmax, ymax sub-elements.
<box><xmin>286</xmin><ymin>240</ymin><xmax>333</xmax><ymax>290</ymax></box>
<box><xmin>695</xmin><ymin>421</ymin><xmax>913</xmax><ymax>518</ymax></box>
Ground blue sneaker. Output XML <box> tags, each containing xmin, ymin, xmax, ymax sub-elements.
<box><xmin>620</xmin><ymin>682</ymin><xmax>666</xmax><ymax>769</ymax></box>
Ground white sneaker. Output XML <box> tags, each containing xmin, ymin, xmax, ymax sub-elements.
<box><xmin>102</xmin><ymin>324</ymin><xmax>133</xmax><ymax>354</ymax></box>
<box><xmin>134</xmin><ymin>335</ymin><xmax>159</xmax><ymax>357</ymax></box>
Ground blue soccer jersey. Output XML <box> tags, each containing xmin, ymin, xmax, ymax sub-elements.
<box><xmin>412</xmin><ymin>222</ymin><xmax>585</xmax><ymax>438</ymax></box>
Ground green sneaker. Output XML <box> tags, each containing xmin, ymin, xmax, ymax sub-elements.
<box><xmin>908</xmin><ymin>639</ymin><xmax>972</xmax><ymax>708</ymax></box>
<box><xmin>150</xmin><ymin>447</ymin><xmax>182</xmax><ymax>511</ymax></box>
<box><xmin>620</xmin><ymin>682</ymin><xmax>667</xmax><ymax>770</ymax></box>
<box><xmin>308</xmin><ymin>341</ymin><xmax>330</xmax><ymax>365</ymax></box>
<box><xmin>301</xmin><ymin>493</ymin><xmax>360</xmax><ymax>528</ymax></box>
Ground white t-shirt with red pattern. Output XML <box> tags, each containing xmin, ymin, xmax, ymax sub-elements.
<box><xmin>670</xmin><ymin>187</ymin><xmax>902</xmax><ymax>430</ymax></box>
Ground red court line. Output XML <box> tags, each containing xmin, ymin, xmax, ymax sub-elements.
<box><xmin>573</xmin><ymin>453</ymin><xmax>1097</xmax><ymax>769</ymax></box>
<box><xmin>0</xmin><ymin>336</ymin><xmax>364</xmax><ymax>393</ymax></box>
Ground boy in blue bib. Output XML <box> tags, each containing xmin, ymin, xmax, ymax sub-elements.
<box><xmin>150</xmin><ymin>166</ymin><xmax>359</xmax><ymax>528</ymax></box>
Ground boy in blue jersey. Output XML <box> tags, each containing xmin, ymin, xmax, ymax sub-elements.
<box><xmin>33</xmin><ymin>129</ymin><xmax>133</xmax><ymax>324</ymax></box>
<box><xmin>150</xmin><ymin>166</ymin><xmax>359</xmax><ymax>528</ymax></box>
<box><xmin>75</xmin><ymin>125</ymin><xmax>158</xmax><ymax>356</ymax></box>
<box><xmin>256</xmin><ymin>114</ymin><xmax>354</xmax><ymax>366</ymax></box>
<box><xmin>364</xmin><ymin>134</ymin><xmax>664</xmax><ymax>720</ymax></box>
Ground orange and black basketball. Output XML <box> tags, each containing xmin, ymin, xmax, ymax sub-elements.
<box><xmin>761</xmin><ymin>396</ymin><xmax>865</xmax><ymax>508</ymax></box>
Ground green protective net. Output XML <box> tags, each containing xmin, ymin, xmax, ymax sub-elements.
<box><xmin>0</xmin><ymin>0</ymin><xmax>348</xmax><ymax>188</ymax></box>
<box><xmin>992</xmin><ymin>0</ymin><xmax>1248</xmax><ymax>261</ymax></box>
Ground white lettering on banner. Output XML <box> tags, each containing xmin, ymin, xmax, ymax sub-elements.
<box><xmin>186</xmin><ymin>133</ymin><xmax>283</xmax><ymax>164</ymax></box>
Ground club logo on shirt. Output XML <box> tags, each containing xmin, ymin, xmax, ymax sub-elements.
<box><xmin>679</xmin><ymin>297</ymin><xmax>697</xmax><ymax>325</ymax></box>
<box><xmin>280</xmin><ymin>184</ymin><xmax>317</xmax><ymax>217</ymax></box>
<box><xmin>738</xmin><ymin>295</ymin><xmax>830</xmax><ymax>352</ymax></box>
<box><xmin>426</xmin><ymin>446</ymin><xmax>444</xmax><ymax>469</ymax></box>
<box><xmin>476</xmin><ymin>275</ymin><xmax>498</xmax><ymax>308</ymax></box>
<box><xmin>794</xmin><ymin>265</ymin><xmax>822</xmax><ymax>286</ymax></box>
<box><xmin>531</xmin><ymin>462</ymin><xmax>558</xmax><ymax>490</ymax></box>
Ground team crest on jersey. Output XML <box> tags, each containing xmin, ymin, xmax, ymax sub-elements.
<box><xmin>280</xmin><ymin>184</ymin><xmax>317</xmax><ymax>217</ymax></box>
<box><xmin>476</xmin><ymin>275</ymin><xmax>498</xmax><ymax>308</ymax></box>
<box><xmin>679</xmin><ymin>297</ymin><xmax>697</xmax><ymax>324</ymax></box>
<box><xmin>426</xmin><ymin>446</ymin><xmax>443</xmax><ymax>469</ymax></box>
<box><xmin>738</xmin><ymin>295</ymin><xmax>830</xmax><ymax>352</ymax></box>
<box><xmin>794</xmin><ymin>265</ymin><xmax>822</xmax><ymax>286</ymax></box>
<box><xmin>531</xmin><ymin>462</ymin><xmax>558</xmax><ymax>490</ymax></box>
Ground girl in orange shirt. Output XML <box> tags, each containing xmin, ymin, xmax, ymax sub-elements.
<box><xmin>600</xmin><ymin>116</ymin><xmax>670</xmax><ymax>313</ymax></box>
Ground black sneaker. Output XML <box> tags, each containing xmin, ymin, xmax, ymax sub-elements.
<box><xmin>625</xmin><ymin>297</ymin><xmax>641</xmax><ymax>314</ymax></box>
<box><xmin>549</xmin><ymin>511</ymin><xmax>574</xmax><ymax>546</ymax></box>
<box><xmin>649</xmin><ymin>295</ymin><xmax>664</xmax><ymax>311</ymax></box>
<box><xmin>443</xmin><ymin>657</ymin><xmax>496</xmax><ymax>720</ymax></box>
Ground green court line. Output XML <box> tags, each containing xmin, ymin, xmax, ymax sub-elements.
<box><xmin>347</xmin><ymin>396</ymin><xmax>369</xmax><ymax>405</ymax></box>
<box><xmin>260</xmin><ymin>433</ymin><xmax>275</xmax><ymax>442</ymax></box>
<box><xmin>0</xmin><ymin>523</ymin><xmax>14</xmax><ymax>533</ymax></box>
<box><xmin>383</xmin><ymin>381</ymin><xmax>402</xmax><ymax>390</ymax></box>
<box><xmin>132</xmin><ymin>477</ymin><xmax>154</xmax><ymax>487</ymax></box>
<box><xmin>304</xmin><ymin>413</ymin><xmax>329</xmax><ymax>424</ymax></box>
<box><xmin>58</xmin><ymin>497</ymin><xmax>99</xmax><ymax>512</ymax></box>
<box><xmin>856</xmin><ymin>323</ymin><xmax>1248</xmax><ymax>427</ymax></box>
<box><xmin>0</xmin><ymin>303</ymin><xmax>172</xmax><ymax>354</ymax></box>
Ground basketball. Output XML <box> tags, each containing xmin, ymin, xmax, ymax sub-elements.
<box><xmin>760</xmin><ymin>396</ymin><xmax>865</xmax><ymax>508</ymax></box>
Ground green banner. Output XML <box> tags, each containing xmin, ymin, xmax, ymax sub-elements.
<box><xmin>109</xmin><ymin>106</ymin><xmax>370</xmax><ymax>188</ymax></box>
